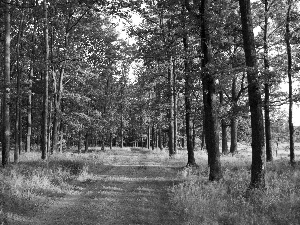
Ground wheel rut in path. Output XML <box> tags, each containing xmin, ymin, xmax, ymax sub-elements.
<box><xmin>35</xmin><ymin>149</ymin><xmax>186</xmax><ymax>225</ymax></box>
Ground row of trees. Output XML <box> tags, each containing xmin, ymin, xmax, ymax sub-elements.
<box><xmin>127</xmin><ymin>0</ymin><xmax>299</xmax><ymax>189</ymax></box>
<box><xmin>0</xmin><ymin>0</ymin><xmax>135</xmax><ymax>162</ymax></box>
<box><xmin>1</xmin><ymin>0</ymin><xmax>299</xmax><ymax>190</ymax></box>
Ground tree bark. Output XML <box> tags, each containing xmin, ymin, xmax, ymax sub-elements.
<box><xmin>120</xmin><ymin>115</ymin><xmax>124</xmax><ymax>148</ymax></box>
<box><xmin>239</xmin><ymin>0</ymin><xmax>266</xmax><ymax>189</ymax></box>
<box><xmin>26</xmin><ymin>5</ymin><xmax>37</xmax><ymax>153</ymax></box>
<box><xmin>183</xmin><ymin>23</ymin><xmax>196</xmax><ymax>166</ymax></box>
<box><xmin>59</xmin><ymin>122</ymin><xmax>64</xmax><ymax>152</ymax></box>
<box><xmin>263</xmin><ymin>0</ymin><xmax>273</xmax><ymax>162</ymax></box>
<box><xmin>173</xmin><ymin>65</ymin><xmax>178</xmax><ymax>154</ymax></box>
<box><xmin>201</xmin><ymin>0</ymin><xmax>222</xmax><ymax>181</ymax></box>
<box><xmin>230</xmin><ymin>117</ymin><xmax>238</xmax><ymax>154</ymax></box>
<box><xmin>230</xmin><ymin>75</ymin><xmax>238</xmax><ymax>154</ymax></box>
<box><xmin>41</xmin><ymin>0</ymin><xmax>49</xmax><ymax>160</ymax></box>
<box><xmin>78</xmin><ymin>131</ymin><xmax>82</xmax><ymax>153</ymax></box>
<box><xmin>168</xmin><ymin>57</ymin><xmax>175</xmax><ymax>156</ymax></box>
<box><xmin>2</xmin><ymin>0</ymin><xmax>11</xmax><ymax>167</ymax></box>
<box><xmin>220</xmin><ymin>92</ymin><xmax>229</xmax><ymax>155</ymax></box>
<box><xmin>151</xmin><ymin>124</ymin><xmax>155</xmax><ymax>150</ymax></box>
<box><xmin>15</xmin><ymin>10</ymin><xmax>25</xmax><ymax>163</ymax></box>
<box><xmin>147</xmin><ymin>125</ymin><xmax>150</xmax><ymax>149</ymax></box>
<box><xmin>84</xmin><ymin>133</ymin><xmax>89</xmax><ymax>152</ymax></box>
<box><xmin>286</xmin><ymin>0</ymin><xmax>294</xmax><ymax>165</ymax></box>
<box><xmin>110</xmin><ymin>132</ymin><xmax>113</xmax><ymax>150</ymax></box>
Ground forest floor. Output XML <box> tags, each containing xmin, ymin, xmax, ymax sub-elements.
<box><xmin>3</xmin><ymin>142</ymin><xmax>300</xmax><ymax>225</ymax></box>
<box><xmin>10</xmin><ymin>147</ymin><xmax>189</xmax><ymax>225</ymax></box>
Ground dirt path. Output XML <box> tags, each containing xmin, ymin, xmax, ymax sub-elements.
<box><xmin>34</xmin><ymin>148</ymin><xmax>186</xmax><ymax>225</ymax></box>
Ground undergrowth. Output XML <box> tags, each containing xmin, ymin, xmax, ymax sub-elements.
<box><xmin>172</xmin><ymin>155</ymin><xmax>300</xmax><ymax>225</ymax></box>
<box><xmin>0</xmin><ymin>152</ymin><xmax>89</xmax><ymax>224</ymax></box>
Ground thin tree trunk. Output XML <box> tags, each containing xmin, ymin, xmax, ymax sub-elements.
<box><xmin>147</xmin><ymin>125</ymin><xmax>150</xmax><ymax>149</ymax></box>
<box><xmin>230</xmin><ymin>117</ymin><xmax>238</xmax><ymax>154</ymax></box>
<box><xmin>101</xmin><ymin>135</ymin><xmax>105</xmax><ymax>151</ymax></box>
<box><xmin>41</xmin><ymin>0</ymin><xmax>49</xmax><ymax>160</ymax></box>
<box><xmin>220</xmin><ymin>92</ymin><xmax>229</xmax><ymax>155</ymax></box>
<box><xmin>59</xmin><ymin>122</ymin><xmax>64</xmax><ymax>152</ymax></box>
<box><xmin>15</xmin><ymin>10</ymin><xmax>25</xmax><ymax>163</ymax></box>
<box><xmin>84</xmin><ymin>133</ymin><xmax>89</xmax><ymax>152</ymax></box>
<box><xmin>78</xmin><ymin>131</ymin><xmax>82</xmax><ymax>153</ymax></box>
<box><xmin>158</xmin><ymin>125</ymin><xmax>162</xmax><ymax>150</ymax></box>
<box><xmin>110</xmin><ymin>132</ymin><xmax>113</xmax><ymax>150</ymax></box>
<box><xmin>168</xmin><ymin>57</ymin><xmax>175</xmax><ymax>156</ymax></box>
<box><xmin>152</xmin><ymin>124</ymin><xmax>155</xmax><ymax>150</ymax></box>
<box><xmin>230</xmin><ymin>76</ymin><xmax>238</xmax><ymax>154</ymax></box>
<box><xmin>239</xmin><ymin>0</ymin><xmax>266</xmax><ymax>189</ymax></box>
<box><xmin>201</xmin><ymin>0</ymin><xmax>222</xmax><ymax>181</ymax></box>
<box><xmin>173</xmin><ymin>66</ymin><xmax>178</xmax><ymax>154</ymax></box>
<box><xmin>286</xmin><ymin>0</ymin><xmax>294</xmax><ymax>165</ymax></box>
<box><xmin>2</xmin><ymin>0</ymin><xmax>11</xmax><ymax>167</ymax></box>
<box><xmin>26</xmin><ymin>6</ymin><xmax>37</xmax><ymax>153</ymax></box>
<box><xmin>183</xmin><ymin>23</ymin><xmax>196</xmax><ymax>166</ymax></box>
<box><xmin>264</xmin><ymin>0</ymin><xmax>273</xmax><ymax>162</ymax></box>
<box><xmin>120</xmin><ymin>115</ymin><xmax>124</xmax><ymax>148</ymax></box>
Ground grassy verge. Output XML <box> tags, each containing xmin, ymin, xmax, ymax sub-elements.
<box><xmin>0</xmin><ymin>152</ymin><xmax>89</xmax><ymax>224</ymax></box>
<box><xmin>172</xmin><ymin>152</ymin><xmax>300</xmax><ymax>225</ymax></box>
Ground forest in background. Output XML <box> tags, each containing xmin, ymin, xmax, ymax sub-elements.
<box><xmin>0</xmin><ymin>0</ymin><xmax>300</xmax><ymax>190</ymax></box>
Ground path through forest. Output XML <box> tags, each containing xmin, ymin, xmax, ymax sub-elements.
<box><xmin>33</xmin><ymin>148</ymin><xmax>186</xmax><ymax>225</ymax></box>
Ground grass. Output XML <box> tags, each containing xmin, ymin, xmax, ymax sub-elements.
<box><xmin>0</xmin><ymin>151</ymin><xmax>90</xmax><ymax>224</ymax></box>
<box><xmin>1</xmin><ymin>144</ymin><xmax>300</xmax><ymax>224</ymax></box>
<box><xmin>171</xmin><ymin>144</ymin><xmax>300</xmax><ymax>225</ymax></box>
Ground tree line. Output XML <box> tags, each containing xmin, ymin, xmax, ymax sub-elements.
<box><xmin>1</xmin><ymin>0</ymin><xmax>300</xmax><ymax>191</ymax></box>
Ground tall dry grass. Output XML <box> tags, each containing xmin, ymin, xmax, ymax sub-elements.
<box><xmin>0</xmin><ymin>152</ymin><xmax>89</xmax><ymax>224</ymax></box>
<box><xmin>172</xmin><ymin>150</ymin><xmax>300</xmax><ymax>225</ymax></box>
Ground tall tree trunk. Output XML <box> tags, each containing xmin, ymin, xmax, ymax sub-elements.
<box><xmin>173</xmin><ymin>65</ymin><xmax>178</xmax><ymax>154</ymax></box>
<box><xmin>84</xmin><ymin>133</ymin><xmax>89</xmax><ymax>152</ymax></box>
<box><xmin>15</xmin><ymin>10</ymin><xmax>25</xmax><ymax>163</ymax></box>
<box><xmin>158</xmin><ymin>125</ymin><xmax>162</xmax><ymax>150</ymax></box>
<box><xmin>183</xmin><ymin>24</ymin><xmax>196</xmax><ymax>166</ymax></box>
<box><xmin>239</xmin><ymin>0</ymin><xmax>266</xmax><ymax>189</ymax></box>
<box><xmin>26</xmin><ymin>5</ymin><xmax>37</xmax><ymax>153</ymax></box>
<box><xmin>220</xmin><ymin>92</ymin><xmax>229</xmax><ymax>155</ymax></box>
<box><xmin>41</xmin><ymin>0</ymin><xmax>49</xmax><ymax>160</ymax></box>
<box><xmin>230</xmin><ymin>117</ymin><xmax>238</xmax><ymax>153</ymax></box>
<box><xmin>286</xmin><ymin>0</ymin><xmax>294</xmax><ymax>165</ymax></box>
<box><xmin>230</xmin><ymin>76</ymin><xmax>238</xmax><ymax>154</ymax></box>
<box><xmin>201</xmin><ymin>0</ymin><xmax>222</xmax><ymax>181</ymax></box>
<box><xmin>263</xmin><ymin>0</ymin><xmax>273</xmax><ymax>162</ymax></box>
<box><xmin>110</xmin><ymin>132</ymin><xmax>113</xmax><ymax>150</ymax></box>
<box><xmin>147</xmin><ymin>125</ymin><xmax>150</xmax><ymax>149</ymax></box>
<box><xmin>2</xmin><ymin>0</ymin><xmax>11</xmax><ymax>167</ymax></box>
<box><xmin>59</xmin><ymin>122</ymin><xmax>64</xmax><ymax>152</ymax></box>
<box><xmin>120</xmin><ymin>114</ymin><xmax>124</xmax><ymax>148</ymax></box>
<box><xmin>152</xmin><ymin>124</ymin><xmax>155</xmax><ymax>150</ymax></box>
<box><xmin>168</xmin><ymin>57</ymin><xmax>175</xmax><ymax>156</ymax></box>
<box><xmin>78</xmin><ymin>131</ymin><xmax>82</xmax><ymax>153</ymax></box>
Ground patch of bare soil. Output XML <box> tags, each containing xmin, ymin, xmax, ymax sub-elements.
<box><xmin>32</xmin><ymin>148</ymin><xmax>186</xmax><ymax>225</ymax></box>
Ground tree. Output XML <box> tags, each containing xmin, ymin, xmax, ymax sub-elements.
<box><xmin>200</xmin><ymin>0</ymin><xmax>222</xmax><ymax>181</ymax></box>
<box><xmin>239</xmin><ymin>0</ymin><xmax>266</xmax><ymax>189</ymax></box>
<box><xmin>262</xmin><ymin>0</ymin><xmax>273</xmax><ymax>162</ymax></box>
<box><xmin>182</xmin><ymin>6</ymin><xmax>196</xmax><ymax>166</ymax></box>
<box><xmin>2</xmin><ymin>0</ymin><xmax>11</xmax><ymax>167</ymax></box>
<box><xmin>285</xmin><ymin>0</ymin><xmax>294</xmax><ymax>165</ymax></box>
<box><xmin>41</xmin><ymin>0</ymin><xmax>49</xmax><ymax>160</ymax></box>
